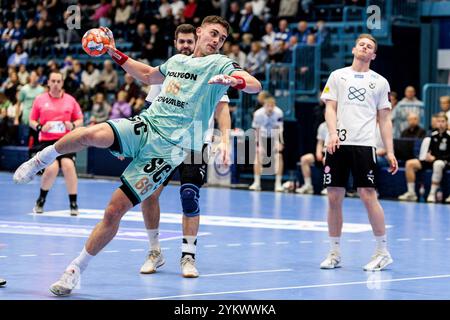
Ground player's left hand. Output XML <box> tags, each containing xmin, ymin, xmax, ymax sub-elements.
<box><xmin>208</xmin><ymin>74</ymin><xmax>235</xmax><ymax>86</ymax></box>
<box><xmin>386</xmin><ymin>152</ymin><xmax>398</xmax><ymax>175</ymax></box>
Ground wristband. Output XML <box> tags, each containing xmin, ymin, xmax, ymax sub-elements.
<box><xmin>36</xmin><ymin>124</ymin><xmax>42</xmax><ymax>132</ymax></box>
<box><xmin>111</xmin><ymin>48</ymin><xmax>129</xmax><ymax>66</ymax></box>
<box><xmin>231</xmin><ymin>75</ymin><xmax>246</xmax><ymax>90</ymax></box>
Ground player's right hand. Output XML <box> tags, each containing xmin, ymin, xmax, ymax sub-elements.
<box><xmin>327</xmin><ymin>132</ymin><xmax>339</xmax><ymax>154</ymax></box>
<box><xmin>99</xmin><ymin>26</ymin><xmax>116</xmax><ymax>54</ymax></box>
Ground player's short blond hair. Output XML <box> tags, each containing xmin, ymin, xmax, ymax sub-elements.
<box><xmin>355</xmin><ymin>33</ymin><xmax>378</xmax><ymax>52</ymax></box>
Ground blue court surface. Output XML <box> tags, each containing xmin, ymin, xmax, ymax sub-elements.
<box><xmin>0</xmin><ymin>171</ymin><xmax>449</xmax><ymax>300</ymax></box>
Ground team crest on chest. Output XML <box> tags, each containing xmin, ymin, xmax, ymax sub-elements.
<box><xmin>369</xmin><ymin>82</ymin><xmax>376</xmax><ymax>89</ymax></box>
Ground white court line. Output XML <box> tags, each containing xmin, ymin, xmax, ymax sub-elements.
<box><xmin>421</xmin><ymin>238</ymin><xmax>435</xmax><ymax>241</ymax></box>
<box><xmin>142</xmin><ymin>274</ymin><xmax>450</xmax><ymax>300</ymax></box>
<box><xmin>275</xmin><ymin>241</ymin><xmax>289</xmax><ymax>245</ymax></box>
<box><xmin>161</xmin><ymin>247</ymin><xmax>170</xmax><ymax>250</ymax></box>
<box><xmin>49</xmin><ymin>253</ymin><xmax>65</xmax><ymax>256</ymax></box>
<box><xmin>396</xmin><ymin>238</ymin><xmax>410</xmax><ymax>241</ymax></box>
<box><xmin>104</xmin><ymin>250</ymin><xmax>119</xmax><ymax>253</ymax></box>
<box><xmin>250</xmin><ymin>242</ymin><xmax>265</xmax><ymax>246</ymax></box>
<box><xmin>300</xmin><ymin>241</ymin><xmax>313</xmax><ymax>244</ymax></box>
<box><xmin>227</xmin><ymin>243</ymin><xmax>241</xmax><ymax>247</ymax></box>
<box><xmin>347</xmin><ymin>239</ymin><xmax>361</xmax><ymax>242</ymax></box>
<box><xmin>0</xmin><ymin>256</ymin><xmax>7</xmax><ymax>258</ymax></box>
<box><xmin>202</xmin><ymin>269</ymin><xmax>293</xmax><ymax>278</ymax></box>
<box><xmin>204</xmin><ymin>244</ymin><xmax>218</xmax><ymax>248</ymax></box>
<box><xmin>20</xmin><ymin>254</ymin><xmax>37</xmax><ymax>257</ymax></box>
<box><xmin>446</xmin><ymin>238</ymin><xmax>450</xmax><ymax>241</ymax></box>
<box><xmin>130</xmin><ymin>249</ymin><xmax>145</xmax><ymax>252</ymax></box>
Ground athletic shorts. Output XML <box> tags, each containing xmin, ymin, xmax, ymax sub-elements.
<box><xmin>162</xmin><ymin>144</ymin><xmax>209</xmax><ymax>187</ymax></box>
<box><xmin>106</xmin><ymin>117</ymin><xmax>187</xmax><ymax>205</ymax></box>
<box><xmin>34</xmin><ymin>140</ymin><xmax>76</xmax><ymax>164</ymax></box>
<box><xmin>420</xmin><ymin>160</ymin><xmax>449</xmax><ymax>171</ymax></box>
<box><xmin>323</xmin><ymin>145</ymin><xmax>377</xmax><ymax>189</ymax></box>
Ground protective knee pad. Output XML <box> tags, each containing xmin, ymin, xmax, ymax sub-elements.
<box><xmin>432</xmin><ymin>160</ymin><xmax>446</xmax><ymax>183</ymax></box>
<box><xmin>180</xmin><ymin>183</ymin><xmax>200</xmax><ymax>217</ymax></box>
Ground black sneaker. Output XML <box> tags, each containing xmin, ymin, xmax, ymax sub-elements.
<box><xmin>33</xmin><ymin>198</ymin><xmax>45</xmax><ymax>214</ymax></box>
<box><xmin>70</xmin><ymin>202</ymin><xmax>78</xmax><ymax>216</ymax></box>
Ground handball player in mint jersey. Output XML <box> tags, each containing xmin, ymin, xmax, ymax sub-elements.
<box><xmin>13</xmin><ymin>15</ymin><xmax>261</xmax><ymax>296</ymax></box>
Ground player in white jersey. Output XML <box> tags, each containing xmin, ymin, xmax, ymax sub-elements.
<box><xmin>139</xmin><ymin>24</ymin><xmax>231</xmax><ymax>277</ymax></box>
<box><xmin>320</xmin><ymin>34</ymin><xmax>398</xmax><ymax>271</ymax></box>
<box><xmin>249</xmin><ymin>96</ymin><xmax>285</xmax><ymax>192</ymax></box>
<box><xmin>296</xmin><ymin>121</ymin><xmax>328</xmax><ymax>195</ymax></box>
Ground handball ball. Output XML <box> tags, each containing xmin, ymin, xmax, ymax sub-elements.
<box><xmin>82</xmin><ymin>28</ymin><xmax>110</xmax><ymax>57</ymax></box>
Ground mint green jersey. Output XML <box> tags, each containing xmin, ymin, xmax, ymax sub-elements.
<box><xmin>140</xmin><ymin>53</ymin><xmax>242</xmax><ymax>152</ymax></box>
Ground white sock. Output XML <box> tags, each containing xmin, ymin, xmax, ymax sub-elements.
<box><xmin>147</xmin><ymin>229</ymin><xmax>160</xmax><ymax>250</ymax></box>
<box><xmin>304</xmin><ymin>177</ymin><xmax>312</xmax><ymax>187</ymax></box>
<box><xmin>254</xmin><ymin>174</ymin><xmax>261</xmax><ymax>186</ymax></box>
<box><xmin>275</xmin><ymin>175</ymin><xmax>282</xmax><ymax>187</ymax></box>
<box><xmin>70</xmin><ymin>247</ymin><xmax>93</xmax><ymax>273</ymax></box>
<box><xmin>330</xmin><ymin>236</ymin><xmax>340</xmax><ymax>253</ymax></box>
<box><xmin>182</xmin><ymin>236</ymin><xmax>197</xmax><ymax>258</ymax></box>
<box><xmin>429</xmin><ymin>184</ymin><xmax>438</xmax><ymax>195</ymax></box>
<box><xmin>407</xmin><ymin>182</ymin><xmax>415</xmax><ymax>194</ymax></box>
<box><xmin>375</xmin><ymin>235</ymin><xmax>388</xmax><ymax>253</ymax></box>
<box><xmin>37</xmin><ymin>145</ymin><xmax>61</xmax><ymax>165</ymax></box>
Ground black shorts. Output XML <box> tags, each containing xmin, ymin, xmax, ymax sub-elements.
<box><xmin>162</xmin><ymin>145</ymin><xmax>209</xmax><ymax>187</ymax></box>
<box><xmin>33</xmin><ymin>140</ymin><xmax>76</xmax><ymax>165</ymax></box>
<box><xmin>323</xmin><ymin>145</ymin><xmax>377</xmax><ymax>188</ymax></box>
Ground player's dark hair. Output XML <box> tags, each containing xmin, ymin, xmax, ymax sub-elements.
<box><xmin>175</xmin><ymin>24</ymin><xmax>197</xmax><ymax>41</ymax></box>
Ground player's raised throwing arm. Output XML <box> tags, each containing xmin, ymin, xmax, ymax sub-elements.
<box><xmin>101</xmin><ymin>27</ymin><xmax>165</xmax><ymax>86</ymax></box>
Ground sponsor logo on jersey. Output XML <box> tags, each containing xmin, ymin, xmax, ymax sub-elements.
<box><xmin>369</xmin><ymin>82</ymin><xmax>376</xmax><ymax>89</ymax></box>
<box><xmin>232</xmin><ymin>62</ymin><xmax>242</xmax><ymax>69</ymax></box>
<box><xmin>354</xmin><ymin>74</ymin><xmax>364</xmax><ymax>79</ymax></box>
<box><xmin>348</xmin><ymin>87</ymin><xmax>366</xmax><ymax>101</ymax></box>
<box><xmin>155</xmin><ymin>95</ymin><xmax>188</xmax><ymax>108</ymax></box>
<box><xmin>324</xmin><ymin>86</ymin><xmax>330</xmax><ymax>93</ymax></box>
<box><xmin>166</xmin><ymin>71</ymin><xmax>198</xmax><ymax>81</ymax></box>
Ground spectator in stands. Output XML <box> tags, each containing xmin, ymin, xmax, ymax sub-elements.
<box><xmin>99</xmin><ymin>60</ymin><xmax>118</xmax><ymax>95</ymax></box>
<box><xmin>131</xmin><ymin>23</ymin><xmax>148</xmax><ymax>55</ymax></box>
<box><xmin>47</xmin><ymin>60</ymin><xmax>60</xmax><ymax>75</ymax></box>
<box><xmin>228</xmin><ymin>43</ymin><xmax>247</xmax><ymax>67</ymax></box>
<box><xmin>119</xmin><ymin>73</ymin><xmax>141</xmax><ymax>108</ymax></box>
<box><xmin>17</xmin><ymin>64</ymin><xmax>29</xmax><ymax>85</ymax></box>
<box><xmin>221</xmin><ymin>41</ymin><xmax>232</xmax><ymax>56</ymax></box>
<box><xmin>89</xmin><ymin>92</ymin><xmax>111</xmax><ymax>125</ymax></box>
<box><xmin>293</xmin><ymin>20</ymin><xmax>311</xmax><ymax>44</ymax></box>
<box><xmin>439</xmin><ymin>95</ymin><xmax>450</xmax><ymax>129</ymax></box>
<box><xmin>128</xmin><ymin>0</ymin><xmax>146</xmax><ymax>29</ymax></box>
<box><xmin>171</xmin><ymin>0</ymin><xmax>186</xmax><ymax>19</ymax></box>
<box><xmin>392</xmin><ymin>86</ymin><xmax>424</xmax><ymax>138</ymax></box>
<box><xmin>36</xmin><ymin>65</ymin><xmax>48</xmax><ymax>85</ymax></box>
<box><xmin>314</xmin><ymin>20</ymin><xmax>331</xmax><ymax>53</ymax></box>
<box><xmin>278</xmin><ymin>0</ymin><xmax>299</xmax><ymax>22</ymax></box>
<box><xmin>1</xmin><ymin>21</ymin><xmax>15</xmax><ymax>50</ymax></box>
<box><xmin>91</xmin><ymin>0</ymin><xmax>112</xmax><ymax>27</ymax></box>
<box><xmin>239</xmin><ymin>2</ymin><xmax>262</xmax><ymax>40</ymax></box>
<box><xmin>251</xmin><ymin>0</ymin><xmax>267</xmax><ymax>17</ymax></box>
<box><xmin>22</xmin><ymin>19</ymin><xmax>38</xmax><ymax>53</ymax></box>
<box><xmin>7</xmin><ymin>43</ymin><xmax>28</xmax><ymax>67</ymax></box>
<box><xmin>145</xmin><ymin>24</ymin><xmax>167</xmax><ymax>65</ymax></box>
<box><xmin>56</xmin><ymin>11</ymin><xmax>80</xmax><ymax>50</ymax></box>
<box><xmin>296</xmin><ymin>119</ymin><xmax>328</xmax><ymax>195</ymax></box>
<box><xmin>1</xmin><ymin>71</ymin><xmax>20</xmax><ymax>104</ymax></box>
<box><xmin>390</xmin><ymin>91</ymin><xmax>398</xmax><ymax>109</ymax></box>
<box><xmin>249</xmin><ymin>96</ymin><xmax>285</xmax><ymax>192</ymax></box>
<box><xmin>183</xmin><ymin>0</ymin><xmax>200</xmax><ymax>25</ymax></box>
<box><xmin>10</xmin><ymin>19</ymin><xmax>24</xmax><ymax>49</ymax></box>
<box><xmin>17</xmin><ymin>70</ymin><xmax>45</xmax><ymax>127</ymax></box>
<box><xmin>132</xmin><ymin>94</ymin><xmax>146</xmax><ymax>116</ymax></box>
<box><xmin>398</xmin><ymin>112</ymin><xmax>450</xmax><ymax>203</ymax></box>
<box><xmin>262</xmin><ymin>22</ymin><xmax>276</xmax><ymax>50</ymax></box>
<box><xmin>158</xmin><ymin>0</ymin><xmax>172</xmax><ymax>19</ymax></box>
<box><xmin>254</xmin><ymin>90</ymin><xmax>271</xmax><ymax>111</ymax></box>
<box><xmin>226</xmin><ymin>1</ymin><xmax>242</xmax><ymax>34</ymax></box>
<box><xmin>110</xmin><ymin>90</ymin><xmax>132</xmax><ymax>119</ymax></box>
<box><xmin>245</xmin><ymin>41</ymin><xmax>268</xmax><ymax>79</ymax></box>
<box><xmin>270</xmin><ymin>18</ymin><xmax>291</xmax><ymax>62</ymax></box>
<box><xmin>81</xmin><ymin>62</ymin><xmax>101</xmax><ymax>95</ymax></box>
<box><xmin>113</xmin><ymin>0</ymin><xmax>132</xmax><ymax>39</ymax></box>
<box><xmin>282</xmin><ymin>34</ymin><xmax>298</xmax><ymax>63</ymax></box>
<box><xmin>64</xmin><ymin>60</ymin><xmax>82</xmax><ymax>95</ymax></box>
<box><xmin>0</xmin><ymin>93</ymin><xmax>14</xmax><ymax>145</ymax></box>
<box><xmin>400</xmin><ymin>112</ymin><xmax>426</xmax><ymax>139</ymax></box>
